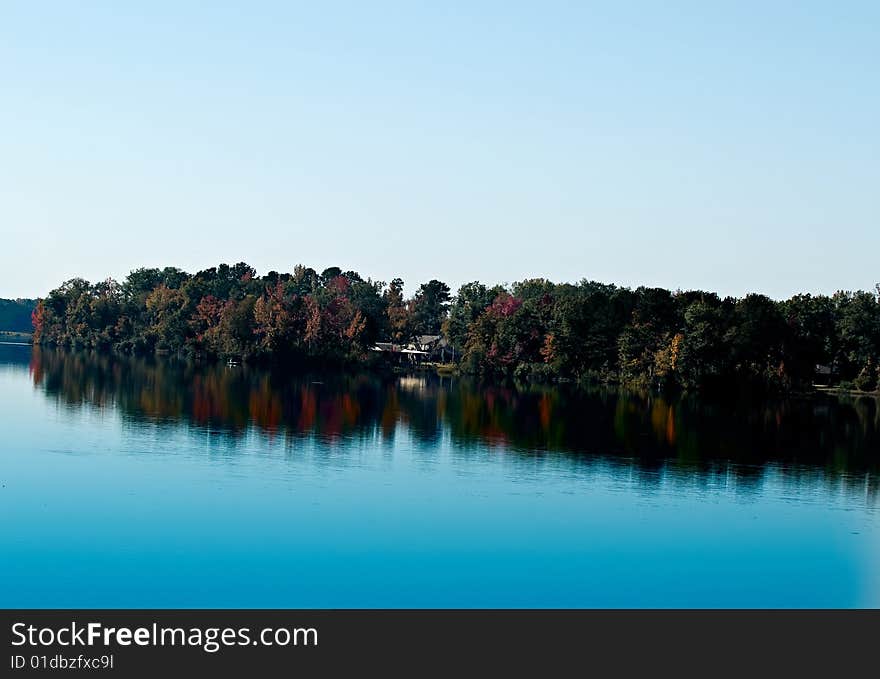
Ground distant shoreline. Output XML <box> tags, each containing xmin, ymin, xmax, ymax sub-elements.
<box><xmin>815</xmin><ymin>385</ymin><xmax>880</xmax><ymax>398</ymax></box>
<box><xmin>0</xmin><ymin>330</ymin><xmax>33</xmax><ymax>344</ymax></box>
<box><xmin>27</xmin><ymin>264</ymin><xmax>880</xmax><ymax>394</ymax></box>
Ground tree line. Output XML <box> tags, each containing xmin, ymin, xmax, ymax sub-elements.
<box><xmin>31</xmin><ymin>263</ymin><xmax>880</xmax><ymax>392</ymax></box>
<box><xmin>0</xmin><ymin>298</ymin><xmax>37</xmax><ymax>333</ymax></box>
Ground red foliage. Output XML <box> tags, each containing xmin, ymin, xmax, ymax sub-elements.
<box><xmin>327</xmin><ymin>275</ymin><xmax>350</xmax><ymax>296</ymax></box>
<box><xmin>488</xmin><ymin>293</ymin><xmax>522</xmax><ymax>318</ymax></box>
<box><xmin>31</xmin><ymin>302</ymin><xmax>46</xmax><ymax>342</ymax></box>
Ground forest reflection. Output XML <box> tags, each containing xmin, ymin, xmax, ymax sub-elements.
<box><xmin>23</xmin><ymin>347</ymin><xmax>880</xmax><ymax>497</ymax></box>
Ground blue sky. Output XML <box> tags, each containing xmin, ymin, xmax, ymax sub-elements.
<box><xmin>1</xmin><ymin>1</ymin><xmax>877</xmax><ymax>299</ymax></box>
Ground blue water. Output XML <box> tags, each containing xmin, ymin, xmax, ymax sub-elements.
<box><xmin>1</xmin><ymin>344</ymin><xmax>878</xmax><ymax>607</ymax></box>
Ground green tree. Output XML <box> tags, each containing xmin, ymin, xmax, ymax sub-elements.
<box><xmin>833</xmin><ymin>290</ymin><xmax>880</xmax><ymax>381</ymax></box>
<box><xmin>384</xmin><ymin>278</ymin><xmax>410</xmax><ymax>342</ymax></box>
<box><xmin>676</xmin><ymin>300</ymin><xmax>728</xmax><ymax>388</ymax></box>
<box><xmin>145</xmin><ymin>285</ymin><xmax>190</xmax><ymax>351</ymax></box>
<box><xmin>618</xmin><ymin>287</ymin><xmax>681</xmax><ymax>385</ymax></box>
<box><xmin>412</xmin><ymin>279</ymin><xmax>451</xmax><ymax>336</ymax></box>
<box><xmin>782</xmin><ymin>293</ymin><xmax>836</xmax><ymax>385</ymax></box>
<box><xmin>725</xmin><ymin>294</ymin><xmax>788</xmax><ymax>387</ymax></box>
<box><xmin>444</xmin><ymin>282</ymin><xmax>495</xmax><ymax>352</ymax></box>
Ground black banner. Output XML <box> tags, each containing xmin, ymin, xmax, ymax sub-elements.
<box><xmin>3</xmin><ymin>610</ymin><xmax>877</xmax><ymax>676</ymax></box>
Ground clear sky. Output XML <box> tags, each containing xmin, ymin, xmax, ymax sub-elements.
<box><xmin>1</xmin><ymin>1</ymin><xmax>877</xmax><ymax>300</ymax></box>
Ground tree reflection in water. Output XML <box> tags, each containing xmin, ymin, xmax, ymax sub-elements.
<box><xmin>27</xmin><ymin>346</ymin><xmax>879</xmax><ymax>503</ymax></box>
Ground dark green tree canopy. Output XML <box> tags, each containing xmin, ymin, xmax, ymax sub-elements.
<box><xmin>412</xmin><ymin>280</ymin><xmax>451</xmax><ymax>335</ymax></box>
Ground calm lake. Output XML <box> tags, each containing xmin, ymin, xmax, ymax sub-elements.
<box><xmin>1</xmin><ymin>343</ymin><xmax>878</xmax><ymax>608</ymax></box>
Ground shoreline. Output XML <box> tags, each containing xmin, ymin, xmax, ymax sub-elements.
<box><xmin>19</xmin><ymin>342</ymin><xmax>880</xmax><ymax>403</ymax></box>
<box><xmin>815</xmin><ymin>385</ymin><xmax>880</xmax><ymax>398</ymax></box>
<box><xmin>0</xmin><ymin>331</ymin><xmax>33</xmax><ymax>346</ymax></box>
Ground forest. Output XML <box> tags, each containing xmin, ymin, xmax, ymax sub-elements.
<box><xmin>30</xmin><ymin>262</ymin><xmax>880</xmax><ymax>392</ymax></box>
<box><xmin>0</xmin><ymin>298</ymin><xmax>37</xmax><ymax>333</ymax></box>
